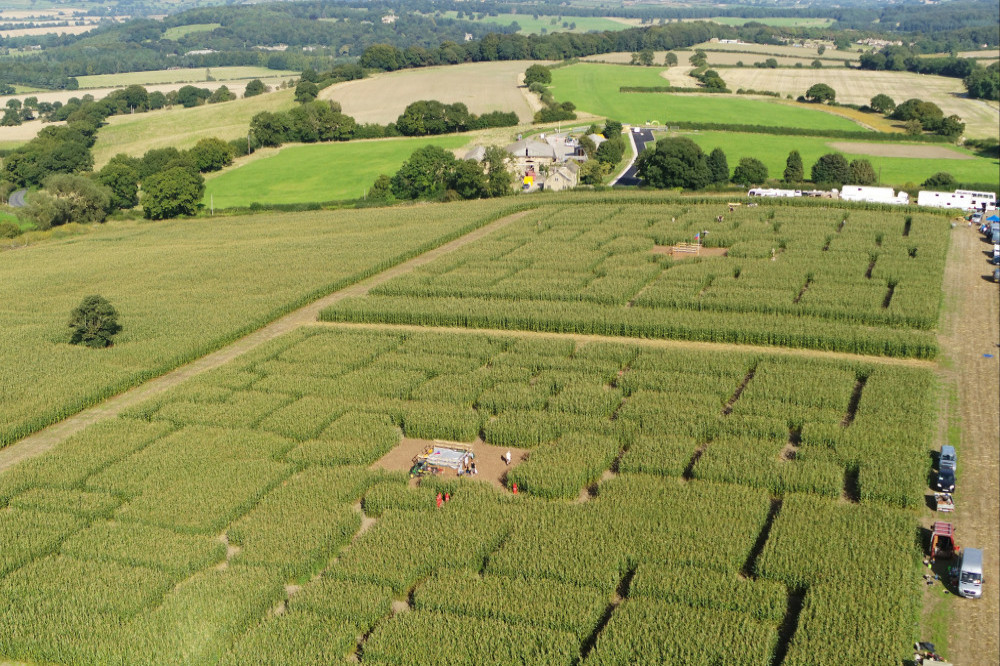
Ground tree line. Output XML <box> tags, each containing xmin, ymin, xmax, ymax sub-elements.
<box><xmin>859</xmin><ymin>46</ymin><xmax>999</xmax><ymax>100</ymax></box>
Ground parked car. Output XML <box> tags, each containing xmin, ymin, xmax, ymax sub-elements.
<box><xmin>994</xmin><ymin>267</ymin><xmax>1000</xmax><ymax>283</ymax></box>
<box><xmin>957</xmin><ymin>548</ymin><xmax>984</xmax><ymax>599</ymax></box>
<box><xmin>939</xmin><ymin>445</ymin><xmax>956</xmax><ymax>471</ymax></box>
<box><xmin>934</xmin><ymin>467</ymin><xmax>956</xmax><ymax>492</ymax></box>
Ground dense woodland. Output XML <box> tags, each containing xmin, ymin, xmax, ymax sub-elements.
<box><xmin>1</xmin><ymin>0</ymin><xmax>997</xmax><ymax>90</ymax></box>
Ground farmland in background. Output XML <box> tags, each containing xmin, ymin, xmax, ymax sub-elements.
<box><xmin>319</xmin><ymin>61</ymin><xmax>544</xmax><ymax>125</ymax></box>
<box><xmin>717</xmin><ymin>69</ymin><xmax>1000</xmax><ymax>139</ymax></box>
<box><xmin>707</xmin><ymin>16</ymin><xmax>836</xmax><ymax>27</ymax></box>
<box><xmin>548</xmin><ymin>63</ymin><xmax>863</xmax><ymax>130</ymax></box>
<box><xmin>430</xmin><ymin>11</ymin><xmax>632</xmax><ymax>35</ymax></box>
<box><xmin>322</xmin><ymin>198</ymin><xmax>949</xmax><ymax>358</ymax></box>
<box><xmin>0</xmin><ymin>200</ymin><xmax>512</xmax><ymax>446</ymax></box>
<box><xmin>690</xmin><ymin>40</ymin><xmax>863</xmax><ymax>60</ymax></box>
<box><xmin>0</xmin><ymin>324</ymin><xmax>934</xmax><ymax>664</ymax></box>
<box><xmin>161</xmin><ymin>22</ymin><xmax>221</xmax><ymax>40</ymax></box>
<box><xmin>683</xmin><ymin>132</ymin><xmax>999</xmax><ymax>186</ymax></box>
<box><xmin>203</xmin><ymin>135</ymin><xmax>470</xmax><ymax>208</ymax></box>
<box><xmin>74</xmin><ymin>66</ymin><xmax>295</xmax><ymax>90</ymax></box>
<box><xmin>91</xmin><ymin>88</ymin><xmax>296</xmax><ymax>166</ymax></box>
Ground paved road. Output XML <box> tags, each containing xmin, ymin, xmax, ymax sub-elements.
<box><xmin>8</xmin><ymin>188</ymin><xmax>27</xmax><ymax>207</ymax></box>
<box><xmin>613</xmin><ymin>128</ymin><xmax>656</xmax><ymax>187</ymax></box>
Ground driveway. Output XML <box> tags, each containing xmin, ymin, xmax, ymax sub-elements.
<box><xmin>613</xmin><ymin>128</ymin><xmax>656</xmax><ymax>187</ymax></box>
<box><xmin>8</xmin><ymin>188</ymin><xmax>27</xmax><ymax>207</ymax></box>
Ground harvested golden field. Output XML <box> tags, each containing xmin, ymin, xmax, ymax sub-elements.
<box><xmin>720</xmin><ymin>68</ymin><xmax>1000</xmax><ymax>138</ymax></box>
<box><xmin>92</xmin><ymin>89</ymin><xmax>295</xmax><ymax>166</ymax></box>
<box><xmin>690</xmin><ymin>40</ymin><xmax>861</xmax><ymax>60</ymax></box>
<box><xmin>319</xmin><ymin>61</ymin><xmax>545</xmax><ymax>124</ymax></box>
<box><xmin>75</xmin><ymin>67</ymin><xmax>297</xmax><ymax>89</ymax></box>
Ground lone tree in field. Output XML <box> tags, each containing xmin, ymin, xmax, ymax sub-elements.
<box><xmin>664</xmin><ymin>51</ymin><xmax>678</xmax><ymax>67</ymax></box>
<box><xmin>523</xmin><ymin>64</ymin><xmax>552</xmax><ymax>87</ymax></box>
<box><xmin>805</xmin><ymin>83</ymin><xmax>836</xmax><ymax>104</ymax></box>
<box><xmin>784</xmin><ymin>150</ymin><xmax>804</xmax><ymax>182</ymax></box>
<box><xmin>706</xmin><ymin>148</ymin><xmax>729</xmax><ymax>184</ymax></box>
<box><xmin>869</xmin><ymin>94</ymin><xmax>896</xmax><ymax>114</ymax></box>
<box><xmin>243</xmin><ymin>79</ymin><xmax>267</xmax><ymax>98</ymax></box>
<box><xmin>68</xmin><ymin>295</ymin><xmax>121</xmax><ymax>349</ymax></box>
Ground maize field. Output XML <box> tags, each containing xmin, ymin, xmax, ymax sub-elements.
<box><xmin>0</xmin><ymin>325</ymin><xmax>934</xmax><ymax>664</ymax></box>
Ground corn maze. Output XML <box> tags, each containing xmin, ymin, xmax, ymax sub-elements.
<box><xmin>321</xmin><ymin>201</ymin><xmax>949</xmax><ymax>358</ymax></box>
<box><xmin>0</xmin><ymin>325</ymin><xmax>934</xmax><ymax>664</ymax></box>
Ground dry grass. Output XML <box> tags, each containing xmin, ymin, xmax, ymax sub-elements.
<box><xmin>319</xmin><ymin>61</ymin><xmax>546</xmax><ymax>124</ymax></box>
<box><xmin>92</xmin><ymin>89</ymin><xmax>296</xmax><ymax>166</ymax></box>
<box><xmin>690</xmin><ymin>40</ymin><xmax>861</xmax><ymax>60</ymax></box>
<box><xmin>76</xmin><ymin>67</ymin><xmax>297</xmax><ymax>89</ymax></box>
<box><xmin>719</xmin><ymin>68</ymin><xmax>1000</xmax><ymax>138</ymax></box>
<box><xmin>0</xmin><ymin>24</ymin><xmax>97</xmax><ymax>37</ymax></box>
<box><xmin>827</xmin><ymin>141</ymin><xmax>974</xmax><ymax>159</ymax></box>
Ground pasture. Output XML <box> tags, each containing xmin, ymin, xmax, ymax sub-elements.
<box><xmin>719</xmin><ymin>68</ymin><xmax>1000</xmax><ymax>139</ymax></box>
<box><xmin>435</xmin><ymin>10</ymin><xmax>629</xmax><ymax>34</ymax></box>
<box><xmin>91</xmin><ymin>88</ymin><xmax>297</xmax><ymax>166</ymax></box>
<box><xmin>708</xmin><ymin>16</ymin><xmax>835</xmax><ymax>28</ymax></box>
<box><xmin>0</xmin><ymin>200</ymin><xmax>509</xmax><ymax>446</ymax></box>
<box><xmin>203</xmin><ymin>135</ymin><xmax>470</xmax><ymax>208</ymax></box>
<box><xmin>549</xmin><ymin>63</ymin><xmax>864</xmax><ymax>131</ymax></box>
<box><xmin>683</xmin><ymin>131</ymin><xmax>999</xmax><ymax>186</ymax></box>
<box><xmin>320</xmin><ymin>61</ymin><xmax>542</xmax><ymax>125</ymax></box>
<box><xmin>75</xmin><ymin>66</ymin><xmax>295</xmax><ymax>90</ymax></box>
<box><xmin>0</xmin><ymin>323</ymin><xmax>935</xmax><ymax>664</ymax></box>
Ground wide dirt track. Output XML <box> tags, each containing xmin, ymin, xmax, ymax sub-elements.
<box><xmin>939</xmin><ymin>225</ymin><xmax>1000</xmax><ymax>666</ymax></box>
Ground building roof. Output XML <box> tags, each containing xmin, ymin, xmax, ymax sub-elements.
<box><xmin>464</xmin><ymin>146</ymin><xmax>486</xmax><ymax>162</ymax></box>
<box><xmin>505</xmin><ymin>139</ymin><xmax>556</xmax><ymax>160</ymax></box>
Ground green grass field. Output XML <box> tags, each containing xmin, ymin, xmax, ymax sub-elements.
<box><xmin>549</xmin><ymin>63</ymin><xmax>863</xmax><ymax>131</ymax></box>
<box><xmin>92</xmin><ymin>89</ymin><xmax>297</xmax><ymax>165</ymax></box>
<box><xmin>162</xmin><ymin>22</ymin><xmax>221</xmax><ymax>40</ymax></box>
<box><xmin>708</xmin><ymin>17</ymin><xmax>835</xmax><ymax>27</ymax></box>
<box><xmin>75</xmin><ymin>67</ymin><xmax>296</xmax><ymax>90</ymax></box>
<box><xmin>683</xmin><ymin>131</ymin><xmax>1000</xmax><ymax>186</ymax></box>
<box><xmin>437</xmin><ymin>11</ymin><xmax>629</xmax><ymax>34</ymax></box>
<box><xmin>204</xmin><ymin>136</ymin><xmax>471</xmax><ymax>208</ymax></box>
<box><xmin>0</xmin><ymin>200</ymin><xmax>510</xmax><ymax>446</ymax></box>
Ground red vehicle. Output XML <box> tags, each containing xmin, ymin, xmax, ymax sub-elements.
<box><xmin>929</xmin><ymin>522</ymin><xmax>959</xmax><ymax>562</ymax></box>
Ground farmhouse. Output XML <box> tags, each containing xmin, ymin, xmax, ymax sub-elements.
<box><xmin>505</xmin><ymin>133</ymin><xmax>587</xmax><ymax>192</ymax></box>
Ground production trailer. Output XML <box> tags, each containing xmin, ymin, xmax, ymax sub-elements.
<box><xmin>917</xmin><ymin>189</ymin><xmax>997</xmax><ymax>211</ymax></box>
<box><xmin>839</xmin><ymin>185</ymin><xmax>910</xmax><ymax>205</ymax></box>
<box><xmin>747</xmin><ymin>188</ymin><xmax>801</xmax><ymax>198</ymax></box>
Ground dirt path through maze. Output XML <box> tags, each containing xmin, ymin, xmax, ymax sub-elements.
<box><xmin>0</xmin><ymin>210</ymin><xmax>531</xmax><ymax>474</ymax></box>
<box><xmin>937</xmin><ymin>225</ymin><xmax>1000</xmax><ymax>666</ymax></box>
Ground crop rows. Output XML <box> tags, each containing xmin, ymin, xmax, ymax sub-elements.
<box><xmin>0</xmin><ymin>327</ymin><xmax>930</xmax><ymax>663</ymax></box>
<box><xmin>321</xmin><ymin>202</ymin><xmax>948</xmax><ymax>357</ymax></box>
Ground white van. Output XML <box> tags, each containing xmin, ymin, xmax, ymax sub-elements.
<box><xmin>957</xmin><ymin>548</ymin><xmax>983</xmax><ymax>599</ymax></box>
<box><xmin>939</xmin><ymin>445</ymin><xmax>956</xmax><ymax>471</ymax></box>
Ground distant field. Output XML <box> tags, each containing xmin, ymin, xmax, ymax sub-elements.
<box><xmin>720</xmin><ymin>68</ymin><xmax>1000</xmax><ymax>139</ymax></box>
<box><xmin>708</xmin><ymin>17</ymin><xmax>835</xmax><ymax>27</ymax></box>
<box><xmin>162</xmin><ymin>22</ymin><xmax>220</xmax><ymax>40</ymax></box>
<box><xmin>692</xmin><ymin>41</ymin><xmax>860</xmax><ymax>60</ymax></box>
<box><xmin>92</xmin><ymin>89</ymin><xmax>297</xmax><ymax>166</ymax></box>
<box><xmin>321</xmin><ymin>61</ymin><xmax>543</xmax><ymax>124</ymax></box>
<box><xmin>75</xmin><ymin>67</ymin><xmax>297</xmax><ymax>89</ymax></box>
<box><xmin>436</xmin><ymin>11</ymin><xmax>628</xmax><ymax>34</ymax></box>
<box><xmin>549</xmin><ymin>63</ymin><xmax>862</xmax><ymax>131</ymax></box>
<box><xmin>582</xmin><ymin>50</ymin><xmax>850</xmax><ymax>68</ymax></box>
<box><xmin>203</xmin><ymin>135</ymin><xmax>470</xmax><ymax>208</ymax></box>
<box><xmin>681</xmin><ymin>131</ymin><xmax>999</xmax><ymax>186</ymax></box>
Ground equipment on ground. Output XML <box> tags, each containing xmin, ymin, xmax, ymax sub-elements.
<box><xmin>929</xmin><ymin>522</ymin><xmax>958</xmax><ymax>562</ymax></box>
<box><xmin>934</xmin><ymin>492</ymin><xmax>954</xmax><ymax>512</ymax></box>
<box><xmin>409</xmin><ymin>441</ymin><xmax>475</xmax><ymax>478</ymax></box>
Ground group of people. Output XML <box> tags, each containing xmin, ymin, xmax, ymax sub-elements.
<box><xmin>457</xmin><ymin>459</ymin><xmax>478</xmax><ymax>476</ymax></box>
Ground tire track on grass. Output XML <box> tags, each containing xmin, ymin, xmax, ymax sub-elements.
<box><xmin>0</xmin><ymin>210</ymin><xmax>532</xmax><ymax>475</ymax></box>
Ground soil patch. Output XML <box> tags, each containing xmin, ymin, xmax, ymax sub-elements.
<box><xmin>828</xmin><ymin>142</ymin><xmax>974</xmax><ymax>160</ymax></box>
<box><xmin>651</xmin><ymin>245</ymin><xmax>728</xmax><ymax>258</ymax></box>
<box><xmin>370</xmin><ymin>437</ymin><xmax>530</xmax><ymax>490</ymax></box>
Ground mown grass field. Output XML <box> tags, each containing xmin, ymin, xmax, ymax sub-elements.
<box><xmin>75</xmin><ymin>66</ymin><xmax>294</xmax><ymax>90</ymax></box>
<box><xmin>0</xmin><ymin>200</ymin><xmax>510</xmax><ymax>446</ymax></box>
<box><xmin>683</xmin><ymin>131</ymin><xmax>1000</xmax><ymax>186</ymax></box>
<box><xmin>203</xmin><ymin>135</ymin><xmax>471</xmax><ymax>208</ymax></box>
<box><xmin>162</xmin><ymin>22</ymin><xmax>221</xmax><ymax>40</ymax></box>
<box><xmin>91</xmin><ymin>89</ymin><xmax>297</xmax><ymax>166</ymax></box>
<box><xmin>0</xmin><ymin>323</ymin><xmax>935</xmax><ymax>664</ymax></box>
<box><xmin>691</xmin><ymin>40</ymin><xmax>862</xmax><ymax>60</ymax></box>
<box><xmin>708</xmin><ymin>16</ymin><xmax>835</xmax><ymax>27</ymax></box>
<box><xmin>549</xmin><ymin>63</ymin><xmax>863</xmax><ymax>131</ymax></box>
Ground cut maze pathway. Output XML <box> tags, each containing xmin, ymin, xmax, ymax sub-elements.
<box><xmin>0</xmin><ymin>210</ymin><xmax>531</xmax><ymax>474</ymax></box>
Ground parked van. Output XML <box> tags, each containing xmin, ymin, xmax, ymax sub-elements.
<box><xmin>957</xmin><ymin>548</ymin><xmax>983</xmax><ymax>599</ymax></box>
<box><xmin>940</xmin><ymin>445</ymin><xmax>957</xmax><ymax>471</ymax></box>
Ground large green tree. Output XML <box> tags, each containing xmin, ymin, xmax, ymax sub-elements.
<box><xmin>142</xmin><ymin>167</ymin><xmax>205</xmax><ymax>219</ymax></box>
<box><xmin>96</xmin><ymin>161</ymin><xmax>140</xmax><ymax>210</ymax></box>
<box><xmin>67</xmin><ymin>295</ymin><xmax>121</xmax><ymax>349</ymax></box>
<box><xmin>391</xmin><ymin>145</ymin><xmax>457</xmax><ymax>199</ymax></box>
<box><xmin>243</xmin><ymin>79</ymin><xmax>267</xmax><ymax>98</ymax></box>
<box><xmin>849</xmin><ymin>159</ymin><xmax>877</xmax><ymax>185</ymax></box>
<box><xmin>523</xmin><ymin>64</ymin><xmax>552</xmax><ymax>86</ymax></box>
<box><xmin>731</xmin><ymin>157</ymin><xmax>768</xmax><ymax>185</ymax></box>
<box><xmin>811</xmin><ymin>153</ymin><xmax>851</xmax><ymax>186</ymax></box>
<box><xmin>783</xmin><ymin>150</ymin><xmax>804</xmax><ymax>182</ymax></box>
<box><xmin>706</xmin><ymin>148</ymin><xmax>729</xmax><ymax>185</ymax></box>
<box><xmin>24</xmin><ymin>174</ymin><xmax>112</xmax><ymax>229</ymax></box>
<box><xmin>869</xmin><ymin>94</ymin><xmax>896</xmax><ymax>114</ymax></box>
<box><xmin>805</xmin><ymin>83</ymin><xmax>836</xmax><ymax>104</ymax></box>
<box><xmin>635</xmin><ymin>137</ymin><xmax>711</xmax><ymax>190</ymax></box>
